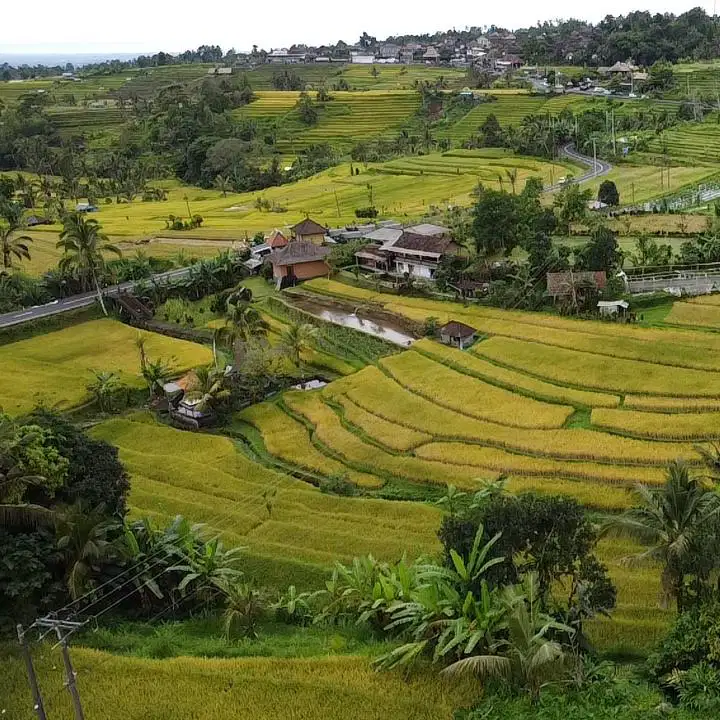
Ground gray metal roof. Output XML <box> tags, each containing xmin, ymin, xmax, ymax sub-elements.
<box><xmin>364</xmin><ymin>227</ymin><xmax>403</xmax><ymax>244</ymax></box>
<box><xmin>406</xmin><ymin>223</ymin><xmax>450</xmax><ymax>236</ymax></box>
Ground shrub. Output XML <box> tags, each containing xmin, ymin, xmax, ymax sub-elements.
<box><xmin>354</xmin><ymin>206</ymin><xmax>378</xmax><ymax>219</ymax></box>
<box><xmin>320</xmin><ymin>473</ymin><xmax>358</xmax><ymax>496</ymax></box>
<box><xmin>647</xmin><ymin>600</ymin><xmax>720</xmax><ymax>680</ymax></box>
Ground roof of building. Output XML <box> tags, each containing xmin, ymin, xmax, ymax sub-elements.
<box><xmin>269</xmin><ymin>241</ymin><xmax>330</xmax><ymax>266</ymax></box>
<box><xmin>291</xmin><ymin>218</ymin><xmax>328</xmax><ymax>235</ymax></box>
<box><xmin>598</xmin><ymin>300</ymin><xmax>629</xmax><ymax>309</ymax></box>
<box><xmin>355</xmin><ymin>247</ymin><xmax>389</xmax><ymax>262</ymax></box>
<box><xmin>406</xmin><ymin>223</ymin><xmax>450</xmax><ymax>236</ymax></box>
<box><xmin>364</xmin><ymin>227</ymin><xmax>403</xmax><ymax>244</ymax></box>
<box><xmin>390</xmin><ymin>231</ymin><xmax>456</xmax><ymax>256</ymax></box>
<box><xmin>608</xmin><ymin>61</ymin><xmax>638</xmax><ymax>73</ymax></box>
<box><xmin>267</xmin><ymin>229</ymin><xmax>288</xmax><ymax>248</ymax></box>
<box><xmin>251</xmin><ymin>243</ymin><xmax>271</xmax><ymax>256</ymax></box>
<box><xmin>440</xmin><ymin>320</ymin><xmax>477</xmax><ymax>338</ymax></box>
<box><xmin>546</xmin><ymin>271</ymin><xmax>607</xmax><ymax>295</ymax></box>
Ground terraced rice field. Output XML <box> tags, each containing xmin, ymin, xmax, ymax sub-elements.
<box><xmin>665</xmin><ymin>296</ymin><xmax>720</xmax><ymax>328</ymax></box>
<box><xmin>91</xmin><ymin>414</ymin><xmax>441</xmax><ymax>585</ymax></box>
<box><xmin>241</xmin><ymin>63</ymin><xmax>466</xmax><ymax>91</ymax></box>
<box><xmin>279</xmin><ymin>91</ymin><xmax>422</xmax><ymax>151</ymax></box>
<box><xmin>237</xmin><ymin>309</ymin><xmax>685</xmax><ymax>651</ymax></box>
<box><xmin>0</xmin><ymin>649</ymin><xmax>475</xmax><ymax>720</ymax></box>
<box><xmin>580</xmin><ymin>162</ymin><xmax>717</xmax><ymax>206</ymax></box>
<box><xmin>238</xmin><ymin>90</ymin><xmax>301</xmax><ymax>117</ymax></box>
<box><xmin>49</xmin><ymin>278</ymin><xmax>692</xmax><ymax>654</ymax></box>
<box><xmin>0</xmin><ymin>319</ymin><xmax>211</xmax><ymax>415</ymax></box>
<box><xmin>47</xmin><ymin>106</ymin><xmax>128</xmax><ymax>135</ymax></box>
<box><xmin>647</xmin><ymin>121</ymin><xmax>720</xmax><ymax>165</ymax></box>
<box><xmin>240</xmin><ymin>91</ymin><xmax>421</xmax><ymax>151</ymax></box>
<box><xmin>13</xmin><ymin>150</ymin><xmax>575</xmax><ymax>238</ymax></box>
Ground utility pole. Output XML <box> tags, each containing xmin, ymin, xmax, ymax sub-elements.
<box><xmin>611</xmin><ymin>109</ymin><xmax>616</xmax><ymax>156</ymax></box>
<box><xmin>592</xmin><ymin>138</ymin><xmax>597</xmax><ymax>177</ymax></box>
<box><xmin>35</xmin><ymin>618</ymin><xmax>86</xmax><ymax>720</ymax></box>
<box><xmin>17</xmin><ymin>625</ymin><xmax>48</xmax><ymax>720</ymax></box>
<box><xmin>333</xmin><ymin>189</ymin><xmax>341</xmax><ymax>218</ymax></box>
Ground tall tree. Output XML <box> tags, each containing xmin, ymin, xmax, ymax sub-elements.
<box><xmin>280</xmin><ymin>322</ymin><xmax>318</xmax><ymax>372</ymax></box>
<box><xmin>603</xmin><ymin>461</ymin><xmax>720</xmax><ymax>611</ymax></box>
<box><xmin>0</xmin><ymin>201</ymin><xmax>32</xmax><ymax>270</ymax></box>
<box><xmin>56</xmin><ymin>213</ymin><xmax>121</xmax><ymax>315</ymax></box>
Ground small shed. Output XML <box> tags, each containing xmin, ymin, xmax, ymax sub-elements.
<box><xmin>439</xmin><ymin>321</ymin><xmax>477</xmax><ymax>350</ymax></box>
<box><xmin>598</xmin><ymin>300</ymin><xmax>629</xmax><ymax>316</ymax></box>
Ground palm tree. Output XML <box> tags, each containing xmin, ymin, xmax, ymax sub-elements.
<box><xmin>56</xmin><ymin>213</ymin><xmax>121</xmax><ymax>315</ymax></box>
<box><xmin>603</xmin><ymin>461</ymin><xmax>720</xmax><ymax>611</ymax></box>
<box><xmin>0</xmin><ymin>202</ymin><xmax>33</xmax><ymax>270</ymax></box>
<box><xmin>193</xmin><ymin>365</ymin><xmax>231</xmax><ymax>413</ymax></box>
<box><xmin>280</xmin><ymin>322</ymin><xmax>318</xmax><ymax>372</ymax></box>
<box><xmin>216</xmin><ymin>303</ymin><xmax>269</xmax><ymax>365</ymax></box>
<box><xmin>505</xmin><ymin>168</ymin><xmax>519</xmax><ymax>195</ymax></box>
<box><xmin>214</xmin><ymin>175</ymin><xmax>232</xmax><ymax>197</ymax></box>
<box><xmin>56</xmin><ymin>503</ymin><xmax>120</xmax><ymax>599</ymax></box>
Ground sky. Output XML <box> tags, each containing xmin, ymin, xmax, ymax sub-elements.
<box><xmin>0</xmin><ymin>1</ymin><xmax>716</xmax><ymax>56</ymax></box>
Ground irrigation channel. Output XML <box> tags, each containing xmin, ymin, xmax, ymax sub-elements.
<box><xmin>286</xmin><ymin>293</ymin><xmax>416</xmax><ymax>346</ymax></box>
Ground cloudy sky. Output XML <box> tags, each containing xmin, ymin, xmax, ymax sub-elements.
<box><xmin>0</xmin><ymin>1</ymin><xmax>715</xmax><ymax>55</ymax></box>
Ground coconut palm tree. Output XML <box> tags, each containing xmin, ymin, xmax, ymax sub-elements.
<box><xmin>505</xmin><ymin>167</ymin><xmax>519</xmax><ymax>195</ymax></box>
<box><xmin>603</xmin><ymin>461</ymin><xmax>720</xmax><ymax>611</ymax></box>
<box><xmin>0</xmin><ymin>201</ymin><xmax>33</xmax><ymax>270</ymax></box>
<box><xmin>214</xmin><ymin>175</ymin><xmax>232</xmax><ymax>197</ymax></box>
<box><xmin>280</xmin><ymin>322</ymin><xmax>318</xmax><ymax>372</ymax></box>
<box><xmin>56</xmin><ymin>502</ymin><xmax>121</xmax><ymax>599</ymax></box>
<box><xmin>56</xmin><ymin>213</ymin><xmax>121</xmax><ymax>315</ymax></box>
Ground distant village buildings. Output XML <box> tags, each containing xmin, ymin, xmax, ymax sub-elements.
<box><xmin>230</xmin><ymin>32</ymin><xmax>523</xmax><ymax>69</ymax></box>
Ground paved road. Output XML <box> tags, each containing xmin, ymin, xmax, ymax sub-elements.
<box><xmin>545</xmin><ymin>144</ymin><xmax>613</xmax><ymax>192</ymax></box>
<box><xmin>0</xmin><ymin>267</ymin><xmax>191</xmax><ymax>329</ymax></box>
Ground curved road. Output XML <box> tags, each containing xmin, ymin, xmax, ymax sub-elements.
<box><xmin>545</xmin><ymin>143</ymin><xmax>613</xmax><ymax>192</ymax></box>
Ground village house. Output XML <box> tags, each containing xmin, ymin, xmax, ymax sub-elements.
<box><xmin>350</xmin><ymin>52</ymin><xmax>376</xmax><ymax>64</ymax></box>
<box><xmin>423</xmin><ymin>47</ymin><xmax>440</xmax><ymax>64</ymax></box>
<box><xmin>290</xmin><ymin>218</ymin><xmax>328</xmax><ymax>245</ymax></box>
<box><xmin>495</xmin><ymin>54</ymin><xmax>523</xmax><ymax>70</ymax></box>
<box><xmin>268</xmin><ymin>241</ymin><xmax>330</xmax><ymax>286</ymax></box>
<box><xmin>266</xmin><ymin>48</ymin><xmax>307</xmax><ymax>64</ymax></box>
<box><xmin>439</xmin><ymin>321</ymin><xmax>477</xmax><ymax>350</ymax></box>
<box><xmin>355</xmin><ymin>224</ymin><xmax>459</xmax><ymax>280</ymax></box>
